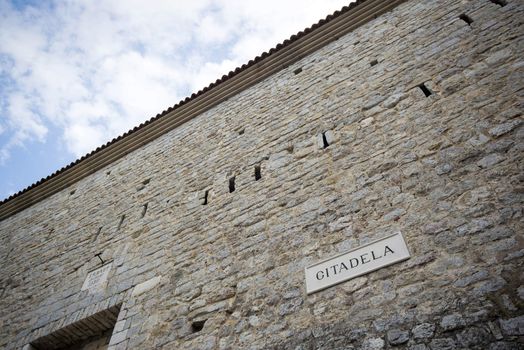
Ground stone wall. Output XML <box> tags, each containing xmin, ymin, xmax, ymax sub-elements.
<box><xmin>1</xmin><ymin>0</ymin><xmax>523</xmax><ymax>349</ymax></box>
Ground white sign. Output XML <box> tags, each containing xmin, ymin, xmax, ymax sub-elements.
<box><xmin>81</xmin><ymin>263</ymin><xmax>112</xmax><ymax>291</ymax></box>
<box><xmin>305</xmin><ymin>232</ymin><xmax>410</xmax><ymax>294</ymax></box>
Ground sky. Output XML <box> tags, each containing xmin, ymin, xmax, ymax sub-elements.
<box><xmin>0</xmin><ymin>0</ymin><xmax>351</xmax><ymax>201</ymax></box>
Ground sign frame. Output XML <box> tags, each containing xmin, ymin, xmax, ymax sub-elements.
<box><xmin>81</xmin><ymin>262</ymin><xmax>113</xmax><ymax>292</ymax></box>
<box><xmin>305</xmin><ymin>232</ymin><xmax>410</xmax><ymax>294</ymax></box>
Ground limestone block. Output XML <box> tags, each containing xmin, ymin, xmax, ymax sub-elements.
<box><xmin>131</xmin><ymin>276</ymin><xmax>162</xmax><ymax>297</ymax></box>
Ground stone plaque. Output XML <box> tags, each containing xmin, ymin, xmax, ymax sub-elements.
<box><xmin>81</xmin><ymin>263</ymin><xmax>112</xmax><ymax>291</ymax></box>
<box><xmin>305</xmin><ymin>232</ymin><xmax>410</xmax><ymax>294</ymax></box>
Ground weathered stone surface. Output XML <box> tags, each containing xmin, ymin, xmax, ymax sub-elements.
<box><xmin>489</xmin><ymin>341</ymin><xmax>523</xmax><ymax>350</ymax></box>
<box><xmin>131</xmin><ymin>276</ymin><xmax>162</xmax><ymax>297</ymax></box>
<box><xmin>477</xmin><ymin>153</ymin><xmax>505</xmax><ymax>168</ymax></box>
<box><xmin>412</xmin><ymin>323</ymin><xmax>435</xmax><ymax>340</ymax></box>
<box><xmin>383</xmin><ymin>93</ymin><xmax>404</xmax><ymax>109</ymax></box>
<box><xmin>362</xmin><ymin>337</ymin><xmax>385</xmax><ymax>350</ymax></box>
<box><xmin>441</xmin><ymin>314</ymin><xmax>466</xmax><ymax>331</ymax></box>
<box><xmin>457</xmin><ymin>327</ymin><xmax>491</xmax><ymax>347</ymax></box>
<box><xmin>409</xmin><ymin>345</ymin><xmax>428</xmax><ymax>350</ymax></box>
<box><xmin>387</xmin><ymin>329</ymin><xmax>409</xmax><ymax>345</ymax></box>
<box><xmin>1</xmin><ymin>0</ymin><xmax>523</xmax><ymax>349</ymax></box>
<box><xmin>488</xmin><ymin>120</ymin><xmax>522</xmax><ymax>138</ymax></box>
<box><xmin>500</xmin><ymin>316</ymin><xmax>524</xmax><ymax>336</ymax></box>
<box><xmin>109</xmin><ymin>330</ymin><xmax>128</xmax><ymax>346</ymax></box>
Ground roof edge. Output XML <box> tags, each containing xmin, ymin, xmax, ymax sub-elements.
<box><xmin>0</xmin><ymin>0</ymin><xmax>406</xmax><ymax>221</ymax></box>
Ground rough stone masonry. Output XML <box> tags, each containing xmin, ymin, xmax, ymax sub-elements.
<box><xmin>0</xmin><ymin>0</ymin><xmax>523</xmax><ymax>349</ymax></box>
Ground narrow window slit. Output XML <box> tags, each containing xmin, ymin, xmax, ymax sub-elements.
<box><xmin>418</xmin><ymin>83</ymin><xmax>433</xmax><ymax>97</ymax></box>
<box><xmin>294</xmin><ymin>67</ymin><xmax>303</xmax><ymax>75</ymax></box>
<box><xmin>370</xmin><ymin>59</ymin><xmax>378</xmax><ymax>67</ymax></box>
<box><xmin>46</xmin><ymin>228</ymin><xmax>55</xmax><ymax>239</ymax></box>
<box><xmin>191</xmin><ymin>319</ymin><xmax>206</xmax><ymax>333</ymax></box>
<box><xmin>489</xmin><ymin>0</ymin><xmax>506</xmax><ymax>7</ymax></box>
<box><xmin>203</xmin><ymin>190</ymin><xmax>209</xmax><ymax>205</ymax></box>
<box><xmin>459</xmin><ymin>14</ymin><xmax>473</xmax><ymax>25</ymax></box>
<box><xmin>141</xmin><ymin>203</ymin><xmax>148</xmax><ymax>218</ymax></box>
<box><xmin>322</xmin><ymin>132</ymin><xmax>330</xmax><ymax>149</ymax></box>
<box><xmin>254</xmin><ymin>165</ymin><xmax>262</xmax><ymax>181</ymax></box>
<box><xmin>137</xmin><ymin>178</ymin><xmax>151</xmax><ymax>191</ymax></box>
<box><xmin>229</xmin><ymin>177</ymin><xmax>236</xmax><ymax>193</ymax></box>
<box><xmin>92</xmin><ymin>227</ymin><xmax>102</xmax><ymax>242</ymax></box>
<box><xmin>117</xmin><ymin>215</ymin><xmax>125</xmax><ymax>230</ymax></box>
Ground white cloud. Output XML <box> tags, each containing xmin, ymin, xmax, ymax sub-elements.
<box><xmin>0</xmin><ymin>147</ymin><xmax>9</xmax><ymax>164</ymax></box>
<box><xmin>7</xmin><ymin>93</ymin><xmax>48</xmax><ymax>142</ymax></box>
<box><xmin>0</xmin><ymin>92</ymin><xmax>48</xmax><ymax>165</ymax></box>
<box><xmin>0</xmin><ymin>0</ymin><xmax>351</xmax><ymax>159</ymax></box>
<box><xmin>63</xmin><ymin>122</ymin><xmax>107</xmax><ymax>157</ymax></box>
